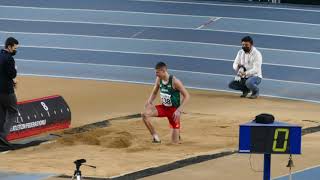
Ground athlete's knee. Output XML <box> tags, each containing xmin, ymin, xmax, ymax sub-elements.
<box><xmin>141</xmin><ymin>112</ymin><xmax>147</xmax><ymax>118</ymax></box>
<box><xmin>141</xmin><ymin>111</ymin><xmax>151</xmax><ymax>119</ymax></box>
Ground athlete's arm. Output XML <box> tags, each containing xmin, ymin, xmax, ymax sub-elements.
<box><xmin>173</xmin><ymin>77</ymin><xmax>190</xmax><ymax>112</ymax></box>
<box><xmin>146</xmin><ymin>77</ymin><xmax>160</xmax><ymax>106</ymax></box>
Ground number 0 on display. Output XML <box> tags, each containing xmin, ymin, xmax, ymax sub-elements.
<box><xmin>272</xmin><ymin>128</ymin><xmax>289</xmax><ymax>152</ymax></box>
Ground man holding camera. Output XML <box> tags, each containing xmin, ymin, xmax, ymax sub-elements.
<box><xmin>229</xmin><ymin>36</ymin><xmax>263</xmax><ymax>99</ymax></box>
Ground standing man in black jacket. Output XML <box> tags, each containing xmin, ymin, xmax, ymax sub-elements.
<box><xmin>0</xmin><ymin>37</ymin><xmax>19</xmax><ymax>146</ymax></box>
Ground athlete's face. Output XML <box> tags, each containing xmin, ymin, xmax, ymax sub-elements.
<box><xmin>155</xmin><ymin>67</ymin><xmax>167</xmax><ymax>79</ymax></box>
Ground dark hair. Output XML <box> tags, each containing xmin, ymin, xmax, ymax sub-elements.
<box><xmin>241</xmin><ymin>36</ymin><xmax>253</xmax><ymax>45</ymax></box>
<box><xmin>155</xmin><ymin>62</ymin><xmax>167</xmax><ymax>69</ymax></box>
<box><xmin>5</xmin><ymin>37</ymin><xmax>19</xmax><ymax>48</ymax></box>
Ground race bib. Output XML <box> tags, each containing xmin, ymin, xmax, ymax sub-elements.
<box><xmin>160</xmin><ymin>92</ymin><xmax>172</xmax><ymax>107</ymax></box>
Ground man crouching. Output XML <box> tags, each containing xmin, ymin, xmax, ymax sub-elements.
<box><xmin>229</xmin><ymin>36</ymin><xmax>263</xmax><ymax>99</ymax></box>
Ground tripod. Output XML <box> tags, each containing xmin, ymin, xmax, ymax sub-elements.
<box><xmin>71</xmin><ymin>159</ymin><xmax>96</xmax><ymax>180</ymax></box>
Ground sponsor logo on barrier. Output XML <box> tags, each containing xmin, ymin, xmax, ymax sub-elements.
<box><xmin>10</xmin><ymin>120</ymin><xmax>47</xmax><ymax>132</ymax></box>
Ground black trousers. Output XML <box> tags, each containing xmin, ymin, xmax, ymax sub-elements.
<box><xmin>228</xmin><ymin>78</ymin><xmax>250</xmax><ymax>93</ymax></box>
<box><xmin>0</xmin><ymin>93</ymin><xmax>18</xmax><ymax>138</ymax></box>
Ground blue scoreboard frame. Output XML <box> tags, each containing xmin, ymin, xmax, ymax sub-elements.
<box><xmin>239</xmin><ymin>121</ymin><xmax>301</xmax><ymax>180</ymax></box>
<box><xmin>239</xmin><ymin>121</ymin><xmax>302</xmax><ymax>154</ymax></box>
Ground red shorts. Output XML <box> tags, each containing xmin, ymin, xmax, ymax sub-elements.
<box><xmin>155</xmin><ymin>104</ymin><xmax>180</xmax><ymax>129</ymax></box>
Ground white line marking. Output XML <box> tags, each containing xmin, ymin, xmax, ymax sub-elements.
<box><xmin>130</xmin><ymin>29</ymin><xmax>145</xmax><ymax>38</ymax></box>
<box><xmin>201</xmin><ymin>27</ymin><xmax>320</xmax><ymax>40</ymax></box>
<box><xmin>16</xmin><ymin>58</ymin><xmax>320</xmax><ymax>86</ymax></box>
<box><xmin>16</xmin><ymin>58</ymin><xmax>155</xmax><ymax>70</ymax></box>
<box><xmin>221</xmin><ymin>16</ymin><xmax>320</xmax><ymax>27</ymax></box>
<box><xmin>19</xmin><ymin>73</ymin><xmax>320</xmax><ymax>104</ymax></box>
<box><xmin>196</xmin><ymin>17</ymin><xmax>221</xmax><ymax>29</ymax></box>
<box><xmin>1</xmin><ymin>30</ymin><xmax>319</xmax><ymax>55</ymax></box>
<box><xmin>273</xmin><ymin>164</ymin><xmax>320</xmax><ymax>179</ymax></box>
<box><xmin>0</xmin><ymin>5</ymin><xmax>319</xmax><ymax>26</ymax></box>
<box><xmin>0</xmin><ymin>5</ymin><xmax>208</xmax><ymax>16</ymax></box>
<box><xmin>0</xmin><ymin>151</ymin><xmax>10</xmax><ymax>154</ymax></box>
<box><xmin>1</xmin><ymin>17</ymin><xmax>320</xmax><ymax>40</ymax></box>
<box><xmin>133</xmin><ymin>0</ymin><xmax>320</xmax><ymax>13</ymax></box>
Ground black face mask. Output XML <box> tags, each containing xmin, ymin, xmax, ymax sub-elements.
<box><xmin>242</xmin><ymin>46</ymin><xmax>251</xmax><ymax>53</ymax></box>
<box><xmin>11</xmin><ymin>50</ymin><xmax>17</xmax><ymax>56</ymax></box>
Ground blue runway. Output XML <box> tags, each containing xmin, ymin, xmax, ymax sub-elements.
<box><xmin>12</xmin><ymin>47</ymin><xmax>320</xmax><ymax>84</ymax></box>
<box><xmin>0</xmin><ymin>33</ymin><xmax>319</xmax><ymax>68</ymax></box>
<box><xmin>0</xmin><ymin>0</ymin><xmax>319</xmax><ymax>24</ymax></box>
<box><xmin>274</xmin><ymin>165</ymin><xmax>320</xmax><ymax>180</ymax></box>
<box><xmin>1</xmin><ymin>19</ymin><xmax>319</xmax><ymax>52</ymax></box>
<box><xmin>0</xmin><ymin>171</ymin><xmax>53</xmax><ymax>180</ymax></box>
<box><xmin>0</xmin><ymin>0</ymin><xmax>320</xmax><ymax>179</ymax></box>
<box><xmin>1</xmin><ymin>6</ymin><xmax>320</xmax><ymax>39</ymax></box>
<box><xmin>0</xmin><ymin>0</ymin><xmax>318</xmax><ymax>103</ymax></box>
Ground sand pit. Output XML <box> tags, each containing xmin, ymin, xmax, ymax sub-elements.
<box><xmin>58</xmin><ymin>128</ymin><xmax>135</xmax><ymax>149</ymax></box>
<box><xmin>0</xmin><ymin>76</ymin><xmax>319</xmax><ymax>178</ymax></box>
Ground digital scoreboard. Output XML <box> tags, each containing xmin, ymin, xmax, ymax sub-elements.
<box><xmin>239</xmin><ymin>121</ymin><xmax>301</xmax><ymax>154</ymax></box>
<box><xmin>239</xmin><ymin>119</ymin><xmax>301</xmax><ymax>180</ymax></box>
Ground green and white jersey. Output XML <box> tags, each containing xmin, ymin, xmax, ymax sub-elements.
<box><xmin>159</xmin><ymin>75</ymin><xmax>180</xmax><ymax>107</ymax></box>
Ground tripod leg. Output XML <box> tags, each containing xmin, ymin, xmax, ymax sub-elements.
<box><xmin>76</xmin><ymin>171</ymin><xmax>82</xmax><ymax>180</ymax></box>
<box><xmin>76</xmin><ymin>174</ymin><xmax>82</xmax><ymax>180</ymax></box>
<box><xmin>71</xmin><ymin>170</ymin><xmax>78</xmax><ymax>180</ymax></box>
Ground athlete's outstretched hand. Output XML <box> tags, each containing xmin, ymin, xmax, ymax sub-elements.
<box><xmin>173</xmin><ymin>109</ymin><xmax>181</xmax><ymax>122</ymax></box>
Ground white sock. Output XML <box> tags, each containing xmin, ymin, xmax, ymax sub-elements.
<box><xmin>153</xmin><ymin>134</ymin><xmax>160</xmax><ymax>141</ymax></box>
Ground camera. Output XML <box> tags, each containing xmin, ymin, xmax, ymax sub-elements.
<box><xmin>74</xmin><ymin>159</ymin><xmax>86</xmax><ymax>165</ymax></box>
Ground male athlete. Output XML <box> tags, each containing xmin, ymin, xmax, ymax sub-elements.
<box><xmin>142</xmin><ymin>62</ymin><xmax>190</xmax><ymax>144</ymax></box>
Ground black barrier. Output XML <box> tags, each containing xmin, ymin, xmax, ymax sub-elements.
<box><xmin>6</xmin><ymin>95</ymin><xmax>71</xmax><ymax>141</ymax></box>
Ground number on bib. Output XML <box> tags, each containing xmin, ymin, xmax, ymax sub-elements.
<box><xmin>160</xmin><ymin>93</ymin><xmax>172</xmax><ymax>107</ymax></box>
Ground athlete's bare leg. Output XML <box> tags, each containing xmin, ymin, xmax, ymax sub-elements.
<box><xmin>141</xmin><ymin>104</ymin><xmax>160</xmax><ymax>142</ymax></box>
<box><xmin>171</xmin><ymin>128</ymin><xmax>181</xmax><ymax>144</ymax></box>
